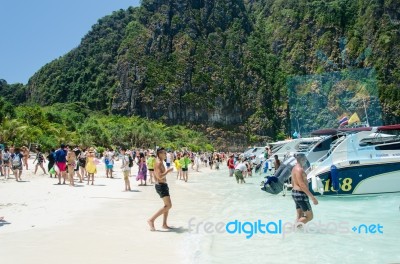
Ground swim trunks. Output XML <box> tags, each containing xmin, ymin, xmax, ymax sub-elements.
<box><xmin>12</xmin><ymin>164</ymin><xmax>22</xmax><ymax>171</ymax></box>
<box><xmin>292</xmin><ymin>190</ymin><xmax>312</xmax><ymax>212</ymax></box>
<box><xmin>155</xmin><ymin>183</ymin><xmax>170</xmax><ymax>198</ymax></box>
<box><xmin>234</xmin><ymin>169</ymin><xmax>244</xmax><ymax>182</ymax></box>
<box><xmin>56</xmin><ymin>162</ymin><xmax>67</xmax><ymax>172</ymax></box>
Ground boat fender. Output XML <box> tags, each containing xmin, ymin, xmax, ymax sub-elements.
<box><xmin>330</xmin><ymin>165</ymin><xmax>340</xmax><ymax>191</ymax></box>
<box><xmin>317</xmin><ymin>176</ymin><xmax>324</xmax><ymax>195</ymax></box>
<box><xmin>311</xmin><ymin>176</ymin><xmax>318</xmax><ymax>192</ymax></box>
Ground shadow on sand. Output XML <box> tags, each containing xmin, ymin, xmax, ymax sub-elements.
<box><xmin>156</xmin><ymin>226</ymin><xmax>188</xmax><ymax>234</ymax></box>
<box><xmin>0</xmin><ymin>218</ymin><xmax>11</xmax><ymax>227</ymax></box>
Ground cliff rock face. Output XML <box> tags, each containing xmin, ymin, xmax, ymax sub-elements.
<box><xmin>26</xmin><ymin>0</ymin><xmax>400</xmax><ymax>139</ymax></box>
<box><xmin>111</xmin><ymin>0</ymin><xmax>252</xmax><ymax>128</ymax></box>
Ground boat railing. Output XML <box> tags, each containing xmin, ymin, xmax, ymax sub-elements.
<box><xmin>306</xmin><ymin>136</ymin><xmax>346</xmax><ymax>174</ymax></box>
<box><xmin>359</xmin><ymin>135</ymin><xmax>400</xmax><ymax>147</ymax></box>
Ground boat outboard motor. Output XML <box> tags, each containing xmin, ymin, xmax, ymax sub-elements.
<box><xmin>330</xmin><ymin>165</ymin><xmax>340</xmax><ymax>191</ymax></box>
<box><xmin>254</xmin><ymin>163</ymin><xmax>262</xmax><ymax>173</ymax></box>
<box><xmin>261</xmin><ymin>157</ymin><xmax>296</xmax><ymax>194</ymax></box>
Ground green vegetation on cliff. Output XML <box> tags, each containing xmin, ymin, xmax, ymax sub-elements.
<box><xmin>4</xmin><ymin>0</ymin><xmax>400</xmax><ymax>142</ymax></box>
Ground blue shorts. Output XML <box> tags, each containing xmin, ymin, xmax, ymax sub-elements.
<box><xmin>106</xmin><ymin>164</ymin><xmax>113</xmax><ymax>169</ymax></box>
<box><xmin>166</xmin><ymin>162</ymin><xmax>171</xmax><ymax>168</ymax></box>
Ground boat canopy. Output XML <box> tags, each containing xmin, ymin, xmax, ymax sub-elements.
<box><xmin>311</xmin><ymin>127</ymin><xmax>372</xmax><ymax>136</ymax></box>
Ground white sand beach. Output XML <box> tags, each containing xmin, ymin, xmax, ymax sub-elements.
<box><xmin>1</xmin><ymin>158</ymin><xmax>400</xmax><ymax>264</ymax></box>
<box><xmin>0</xmin><ymin>158</ymin><xmax>213</xmax><ymax>264</ymax></box>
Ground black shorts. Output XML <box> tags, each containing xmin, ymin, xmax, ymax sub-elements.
<box><xmin>155</xmin><ymin>183</ymin><xmax>170</xmax><ymax>198</ymax></box>
<box><xmin>182</xmin><ymin>167</ymin><xmax>188</xmax><ymax>172</ymax></box>
<box><xmin>292</xmin><ymin>190</ymin><xmax>312</xmax><ymax>212</ymax></box>
<box><xmin>149</xmin><ymin>169</ymin><xmax>154</xmax><ymax>172</ymax></box>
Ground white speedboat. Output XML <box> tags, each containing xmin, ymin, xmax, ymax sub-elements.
<box><xmin>308</xmin><ymin>125</ymin><xmax>400</xmax><ymax>195</ymax></box>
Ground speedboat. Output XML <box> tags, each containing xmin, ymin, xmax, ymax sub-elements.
<box><xmin>263</xmin><ymin>137</ymin><xmax>322</xmax><ymax>176</ymax></box>
<box><xmin>308</xmin><ymin>125</ymin><xmax>400</xmax><ymax>195</ymax></box>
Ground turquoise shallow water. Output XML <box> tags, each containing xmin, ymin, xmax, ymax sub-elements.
<box><xmin>180</xmin><ymin>167</ymin><xmax>400</xmax><ymax>264</ymax></box>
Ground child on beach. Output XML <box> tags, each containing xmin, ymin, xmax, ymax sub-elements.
<box><xmin>120</xmin><ymin>148</ymin><xmax>131</xmax><ymax>191</ymax></box>
<box><xmin>85</xmin><ymin>147</ymin><xmax>96</xmax><ymax>185</ymax></box>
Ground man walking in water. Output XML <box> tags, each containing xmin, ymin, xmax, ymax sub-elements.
<box><xmin>291</xmin><ymin>153</ymin><xmax>318</xmax><ymax>224</ymax></box>
<box><xmin>148</xmin><ymin>147</ymin><xmax>173</xmax><ymax>231</ymax></box>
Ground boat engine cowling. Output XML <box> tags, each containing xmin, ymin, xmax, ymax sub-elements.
<box><xmin>261</xmin><ymin>157</ymin><xmax>296</xmax><ymax>194</ymax></box>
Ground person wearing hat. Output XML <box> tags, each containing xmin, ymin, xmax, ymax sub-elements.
<box><xmin>146</xmin><ymin>150</ymin><xmax>156</xmax><ymax>184</ymax></box>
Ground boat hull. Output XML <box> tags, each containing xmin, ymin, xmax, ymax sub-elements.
<box><xmin>310</xmin><ymin>162</ymin><xmax>400</xmax><ymax>195</ymax></box>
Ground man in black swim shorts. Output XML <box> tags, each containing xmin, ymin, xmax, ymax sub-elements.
<box><xmin>148</xmin><ymin>148</ymin><xmax>174</xmax><ymax>231</ymax></box>
<box><xmin>155</xmin><ymin>182</ymin><xmax>170</xmax><ymax>198</ymax></box>
<box><xmin>291</xmin><ymin>154</ymin><xmax>318</xmax><ymax>224</ymax></box>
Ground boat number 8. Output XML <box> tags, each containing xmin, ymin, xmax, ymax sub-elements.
<box><xmin>324</xmin><ymin>178</ymin><xmax>353</xmax><ymax>192</ymax></box>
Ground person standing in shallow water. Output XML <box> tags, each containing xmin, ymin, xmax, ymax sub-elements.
<box><xmin>234</xmin><ymin>158</ymin><xmax>246</xmax><ymax>184</ymax></box>
<box><xmin>148</xmin><ymin>148</ymin><xmax>174</xmax><ymax>231</ymax></box>
<box><xmin>291</xmin><ymin>153</ymin><xmax>318</xmax><ymax>225</ymax></box>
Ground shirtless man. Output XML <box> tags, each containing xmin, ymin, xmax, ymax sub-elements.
<box><xmin>291</xmin><ymin>153</ymin><xmax>318</xmax><ymax>224</ymax></box>
<box><xmin>148</xmin><ymin>147</ymin><xmax>173</xmax><ymax>231</ymax></box>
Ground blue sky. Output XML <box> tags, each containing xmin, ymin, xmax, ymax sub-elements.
<box><xmin>0</xmin><ymin>0</ymin><xmax>140</xmax><ymax>84</ymax></box>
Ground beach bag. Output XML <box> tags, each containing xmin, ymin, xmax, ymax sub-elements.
<box><xmin>12</xmin><ymin>154</ymin><xmax>22</xmax><ymax>167</ymax></box>
<box><xmin>49</xmin><ymin>166</ymin><xmax>56</xmax><ymax>174</ymax></box>
<box><xmin>104</xmin><ymin>157</ymin><xmax>110</xmax><ymax>165</ymax></box>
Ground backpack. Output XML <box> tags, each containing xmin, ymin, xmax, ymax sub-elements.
<box><xmin>128</xmin><ymin>155</ymin><xmax>133</xmax><ymax>167</ymax></box>
<box><xmin>12</xmin><ymin>153</ymin><xmax>22</xmax><ymax>166</ymax></box>
<box><xmin>3</xmin><ymin>152</ymin><xmax>10</xmax><ymax>161</ymax></box>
